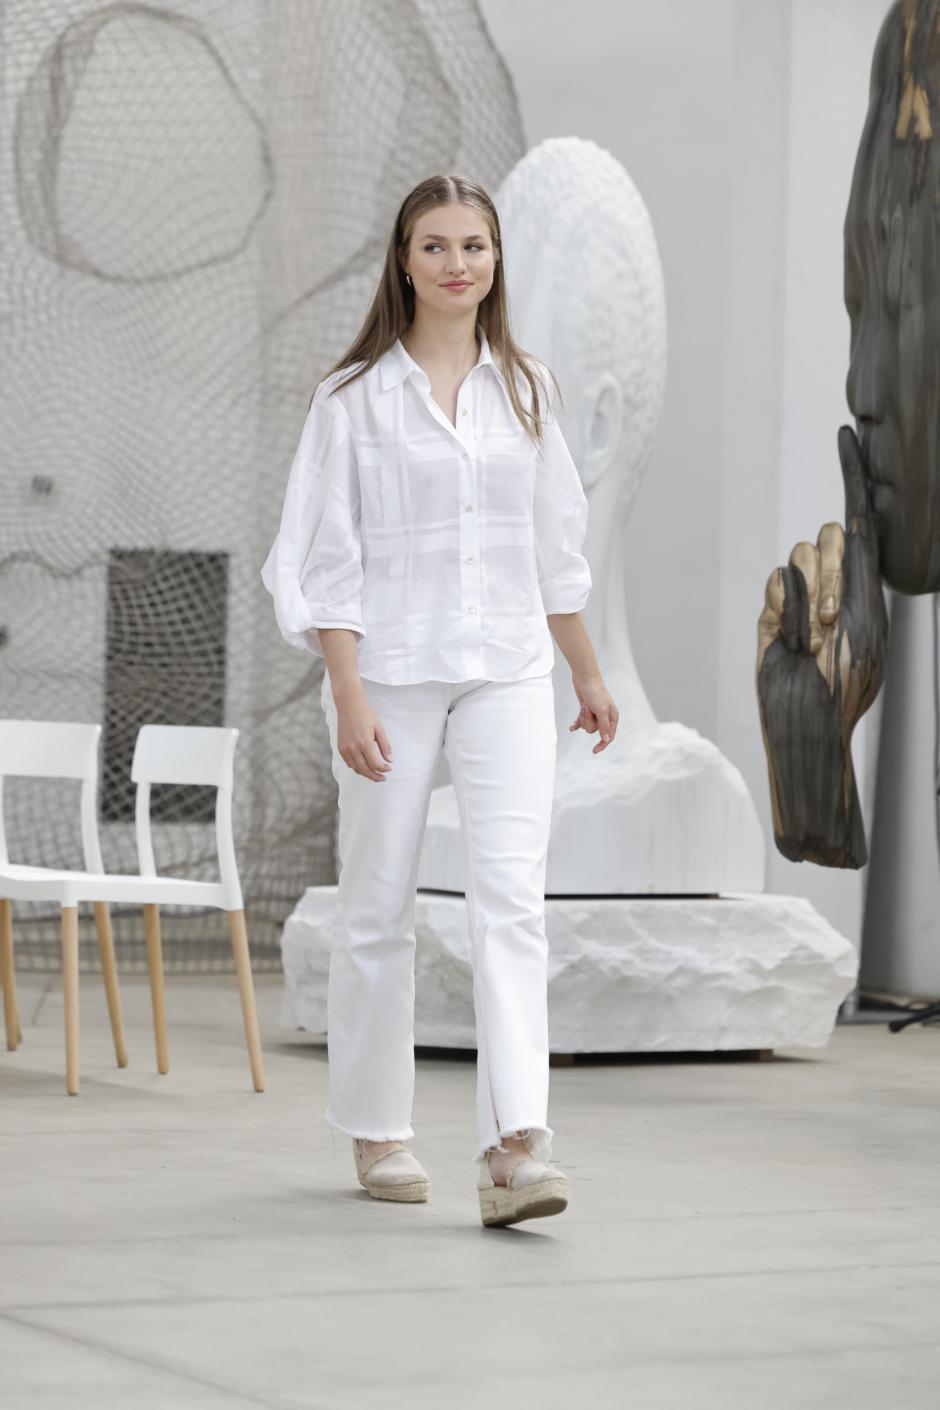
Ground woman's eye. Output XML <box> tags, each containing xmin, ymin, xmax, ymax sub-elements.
<box><xmin>423</xmin><ymin>243</ymin><xmax>483</xmax><ymax>252</ymax></box>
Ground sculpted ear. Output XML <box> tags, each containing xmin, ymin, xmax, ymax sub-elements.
<box><xmin>580</xmin><ymin>372</ymin><xmax>623</xmax><ymax>492</ymax></box>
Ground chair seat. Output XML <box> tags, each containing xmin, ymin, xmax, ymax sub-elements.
<box><xmin>0</xmin><ymin>864</ymin><xmax>228</xmax><ymax>909</ymax></box>
<box><xmin>0</xmin><ymin>719</ymin><xmax>262</xmax><ymax>1095</ymax></box>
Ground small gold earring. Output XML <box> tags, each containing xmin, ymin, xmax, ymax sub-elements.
<box><xmin>406</xmin><ymin>273</ymin><xmax>413</xmax><ymax>286</ymax></box>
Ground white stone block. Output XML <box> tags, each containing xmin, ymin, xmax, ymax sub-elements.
<box><xmin>280</xmin><ymin>887</ymin><xmax>857</xmax><ymax>1053</ymax></box>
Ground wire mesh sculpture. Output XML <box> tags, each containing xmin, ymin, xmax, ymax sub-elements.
<box><xmin>0</xmin><ymin>0</ymin><xmax>526</xmax><ymax>970</ymax></box>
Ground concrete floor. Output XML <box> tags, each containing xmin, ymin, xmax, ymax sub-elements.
<box><xmin>1</xmin><ymin>970</ymin><xmax>938</xmax><ymax>1410</ymax></box>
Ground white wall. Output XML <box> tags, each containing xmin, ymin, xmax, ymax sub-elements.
<box><xmin>481</xmin><ymin>0</ymin><xmax>893</xmax><ymax>948</ymax></box>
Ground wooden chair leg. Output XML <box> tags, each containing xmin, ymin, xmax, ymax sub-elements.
<box><xmin>1</xmin><ymin>898</ymin><xmax>22</xmax><ymax>1050</ymax></box>
<box><xmin>61</xmin><ymin>906</ymin><xmax>80</xmax><ymax>1096</ymax></box>
<box><xmin>93</xmin><ymin>902</ymin><xmax>128</xmax><ymax>1068</ymax></box>
<box><xmin>143</xmin><ymin>904</ymin><xmax>168</xmax><ymax>1074</ymax></box>
<box><xmin>227</xmin><ymin>910</ymin><xmax>265</xmax><ymax>1093</ymax></box>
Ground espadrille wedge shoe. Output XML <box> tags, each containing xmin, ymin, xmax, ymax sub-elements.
<box><xmin>352</xmin><ymin>1139</ymin><xmax>430</xmax><ymax>1202</ymax></box>
<box><xmin>477</xmin><ymin>1153</ymin><xmax>569</xmax><ymax>1227</ymax></box>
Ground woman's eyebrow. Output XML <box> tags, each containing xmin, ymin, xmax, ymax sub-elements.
<box><xmin>419</xmin><ymin>233</ymin><xmax>487</xmax><ymax>241</ymax></box>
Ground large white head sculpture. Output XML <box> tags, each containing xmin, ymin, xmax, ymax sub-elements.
<box><xmin>496</xmin><ymin>136</ymin><xmax>667</xmax><ymax>517</ymax></box>
<box><xmin>497</xmin><ymin>136</ymin><xmax>668</xmax><ymax>737</ymax></box>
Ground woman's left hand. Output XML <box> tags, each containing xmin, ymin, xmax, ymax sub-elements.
<box><xmin>569</xmin><ymin>673</ymin><xmax>619</xmax><ymax>753</ymax></box>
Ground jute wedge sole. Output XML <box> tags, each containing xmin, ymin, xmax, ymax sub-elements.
<box><xmin>478</xmin><ymin>1176</ymin><xmax>568</xmax><ymax>1226</ymax></box>
<box><xmin>477</xmin><ymin>1158</ymin><xmax>569</xmax><ymax>1228</ymax></box>
<box><xmin>352</xmin><ymin>1140</ymin><xmax>430</xmax><ymax>1203</ymax></box>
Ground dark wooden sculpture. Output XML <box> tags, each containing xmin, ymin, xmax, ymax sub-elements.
<box><xmin>757</xmin><ymin>429</ymin><xmax>888</xmax><ymax>866</ymax></box>
<box><xmin>757</xmin><ymin>0</ymin><xmax>940</xmax><ymax>867</ymax></box>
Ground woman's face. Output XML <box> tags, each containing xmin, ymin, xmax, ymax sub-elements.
<box><xmin>404</xmin><ymin>203</ymin><xmax>497</xmax><ymax>317</ymax></box>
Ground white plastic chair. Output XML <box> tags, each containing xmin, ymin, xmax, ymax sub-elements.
<box><xmin>0</xmin><ymin>721</ymin><xmax>127</xmax><ymax>1090</ymax></box>
<box><xmin>0</xmin><ymin>721</ymin><xmax>264</xmax><ymax>1095</ymax></box>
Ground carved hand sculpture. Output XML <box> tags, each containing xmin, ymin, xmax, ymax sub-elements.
<box><xmin>756</xmin><ymin>425</ymin><xmax>888</xmax><ymax>867</ymax></box>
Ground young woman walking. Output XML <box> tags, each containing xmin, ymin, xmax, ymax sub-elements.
<box><xmin>262</xmin><ymin>173</ymin><xmax>618</xmax><ymax>1227</ymax></box>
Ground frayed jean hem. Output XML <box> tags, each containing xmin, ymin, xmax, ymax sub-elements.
<box><xmin>324</xmin><ymin>1111</ymin><xmax>415</xmax><ymax>1147</ymax></box>
<box><xmin>472</xmin><ymin>1123</ymin><xmax>553</xmax><ymax>1166</ymax></box>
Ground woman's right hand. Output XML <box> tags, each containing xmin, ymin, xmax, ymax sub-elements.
<box><xmin>335</xmin><ymin>686</ymin><xmax>394</xmax><ymax>782</ymax></box>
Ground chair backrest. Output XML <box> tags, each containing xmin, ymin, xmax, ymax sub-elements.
<box><xmin>0</xmin><ymin>720</ymin><xmax>100</xmax><ymax>781</ymax></box>
<box><xmin>131</xmin><ymin>725</ymin><xmax>237</xmax><ymax>789</ymax></box>
<box><xmin>0</xmin><ymin>720</ymin><xmax>104</xmax><ymax>871</ymax></box>
<box><xmin>131</xmin><ymin>725</ymin><xmax>242</xmax><ymax>909</ymax></box>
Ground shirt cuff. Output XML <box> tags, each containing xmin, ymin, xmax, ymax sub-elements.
<box><xmin>539</xmin><ymin>574</ymin><xmax>592</xmax><ymax>616</ymax></box>
<box><xmin>262</xmin><ymin>568</ymin><xmax>366</xmax><ymax>654</ymax></box>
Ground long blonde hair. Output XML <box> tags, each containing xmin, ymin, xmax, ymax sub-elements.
<box><xmin>313</xmin><ymin>173</ymin><xmax>560</xmax><ymax>447</ymax></box>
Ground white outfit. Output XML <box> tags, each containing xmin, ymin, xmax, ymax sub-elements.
<box><xmin>261</xmin><ymin>329</ymin><xmax>592</xmax><ymax>1165</ymax></box>
<box><xmin>320</xmin><ymin>668</ymin><xmax>558</xmax><ymax>1165</ymax></box>
<box><xmin>260</xmin><ymin>329</ymin><xmax>591</xmax><ymax>684</ymax></box>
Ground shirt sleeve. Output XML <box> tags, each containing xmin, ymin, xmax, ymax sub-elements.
<box><xmin>260</xmin><ymin>384</ymin><xmax>365</xmax><ymax>657</ymax></box>
<box><xmin>532</xmin><ymin>368</ymin><xmax>593</xmax><ymax>615</ymax></box>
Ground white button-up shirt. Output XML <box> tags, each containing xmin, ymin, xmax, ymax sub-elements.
<box><xmin>261</xmin><ymin>329</ymin><xmax>592</xmax><ymax>684</ymax></box>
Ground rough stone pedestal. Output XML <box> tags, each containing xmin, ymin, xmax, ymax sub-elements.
<box><xmin>280</xmin><ymin>888</ymin><xmax>857</xmax><ymax>1051</ymax></box>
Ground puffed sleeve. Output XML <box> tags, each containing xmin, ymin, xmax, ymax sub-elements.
<box><xmin>260</xmin><ymin>384</ymin><xmax>365</xmax><ymax>657</ymax></box>
<box><xmin>532</xmin><ymin>367</ymin><xmax>593</xmax><ymax>615</ymax></box>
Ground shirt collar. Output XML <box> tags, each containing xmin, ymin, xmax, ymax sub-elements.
<box><xmin>379</xmin><ymin>328</ymin><xmax>503</xmax><ymax>392</ymax></box>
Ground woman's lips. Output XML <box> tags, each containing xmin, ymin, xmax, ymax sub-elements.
<box><xmin>442</xmin><ymin>281</ymin><xmax>471</xmax><ymax>289</ymax></box>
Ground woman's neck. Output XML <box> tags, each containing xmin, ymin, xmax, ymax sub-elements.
<box><xmin>400</xmin><ymin>315</ymin><xmax>479</xmax><ymax>378</ymax></box>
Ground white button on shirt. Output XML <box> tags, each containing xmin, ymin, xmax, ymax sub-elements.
<box><xmin>260</xmin><ymin>329</ymin><xmax>592</xmax><ymax>685</ymax></box>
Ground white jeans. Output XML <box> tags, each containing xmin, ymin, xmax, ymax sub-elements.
<box><xmin>319</xmin><ymin>669</ymin><xmax>558</xmax><ymax>1166</ymax></box>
